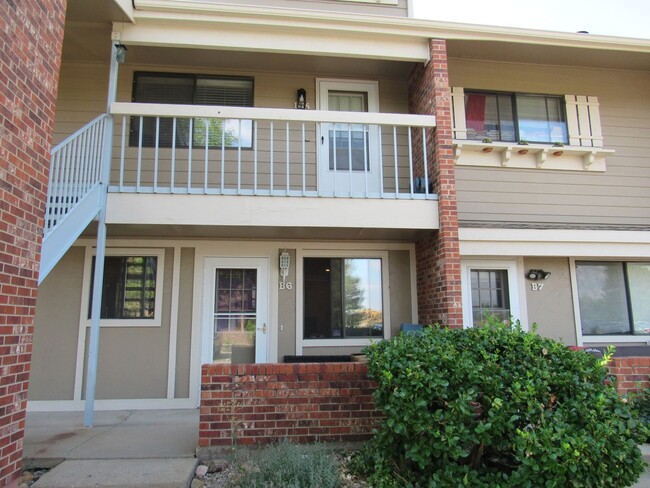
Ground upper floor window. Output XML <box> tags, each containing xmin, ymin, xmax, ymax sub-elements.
<box><xmin>464</xmin><ymin>90</ymin><xmax>568</xmax><ymax>144</ymax></box>
<box><xmin>576</xmin><ymin>262</ymin><xmax>650</xmax><ymax>336</ymax></box>
<box><xmin>130</xmin><ymin>72</ymin><xmax>254</xmax><ymax>148</ymax></box>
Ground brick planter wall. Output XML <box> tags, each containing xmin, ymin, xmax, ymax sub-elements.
<box><xmin>609</xmin><ymin>357</ymin><xmax>650</xmax><ymax>395</ymax></box>
<box><xmin>200</xmin><ymin>363</ymin><xmax>381</xmax><ymax>447</ymax></box>
<box><xmin>0</xmin><ymin>1</ymin><xmax>66</xmax><ymax>486</ymax></box>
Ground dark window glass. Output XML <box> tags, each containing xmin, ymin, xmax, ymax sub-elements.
<box><xmin>89</xmin><ymin>256</ymin><xmax>157</xmax><ymax>319</ymax></box>
<box><xmin>130</xmin><ymin>73</ymin><xmax>253</xmax><ymax>148</ymax></box>
<box><xmin>465</xmin><ymin>91</ymin><xmax>567</xmax><ymax>144</ymax></box>
<box><xmin>303</xmin><ymin>258</ymin><xmax>383</xmax><ymax>339</ymax></box>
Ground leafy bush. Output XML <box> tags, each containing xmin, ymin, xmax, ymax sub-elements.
<box><xmin>230</xmin><ymin>440</ymin><xmax>340</xmax><ymax>488</ymax></box>
<box><xmin>628</xmin><ymin>385</ymin><xmax>650</xmax><ymax>442</ymax></box>
<box><xmin>355</xmin><ymin>316</ymin><xmax>646</xmax><ymax>487</ymax></box>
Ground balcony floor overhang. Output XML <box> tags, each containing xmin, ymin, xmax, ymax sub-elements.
<box><xmin>103</xmin><ymin>193</ymin><xmax>438</xmax><ymax>241</ymax></box>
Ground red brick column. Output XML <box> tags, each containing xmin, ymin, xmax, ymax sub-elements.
<box><xmin>408</xmin><ymin>39</ymin><xmax>462</xmax><ymax>328</ymax></box>
<box><xmin>0</xmin><ymin>1</ymin><xmax>66</xmax><ymax>485</ymax></box>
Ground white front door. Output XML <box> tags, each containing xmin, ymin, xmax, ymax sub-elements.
<box><xmin>317</xmin><ymin>80</ymin><xmax>380</xmax><ymax>197</ymax></box>
<box><xmin>202</xmin><ymin>257</ymin><xmax>269</xmax><ymax>364</ymax></box>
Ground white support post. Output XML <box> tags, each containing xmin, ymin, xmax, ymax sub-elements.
<box><xmin>84</xmin><ymin>41</ymin><xmax>119</xmax><ymax>428</ymax></box>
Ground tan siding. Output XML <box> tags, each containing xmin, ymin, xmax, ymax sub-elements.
<box><xmin>31</xmin><ymin>247</ymin><xmax>85</xmax><ymax>401</ymax></box>
<box><xmin>55</xmin><ymin>60</ymin><xmax>412</xmax><ymax>192</ymax></box>
<box><xmin>450</xmin><ymin>59</ymin><xmax>650</xmax><ymax>228</ymax></box>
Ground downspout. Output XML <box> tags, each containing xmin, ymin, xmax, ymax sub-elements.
<box><xmin>84</xmin><ymin>41</ymin><xmax>120</xmax><ymax>428</ymax></box>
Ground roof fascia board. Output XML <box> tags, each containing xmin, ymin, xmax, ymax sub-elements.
<box><xmin>113</xmin><ymin>0</ymin><xmax>135</xmax><ymax>23</ymax></box>
<box><xmin>113</xmin><ymin>17</ymin><xmax>431</xmax><ymax>61</ymax></box>
<box><xmin>132</xmin><ymin>0</ymin><xmax>650</xmax><ymax>55</ymax></box>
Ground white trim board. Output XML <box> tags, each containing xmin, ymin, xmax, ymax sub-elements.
<box><xmin>459</xmin><ymin>228</ymin><xmax>650</xmax><ymax>257</ymax></box>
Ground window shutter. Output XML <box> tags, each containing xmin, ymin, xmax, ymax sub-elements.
<box><xmin>564</xmin><ymin>95</ymin><xmax>603</xmax><ymax>147</ymax></box>
<box><xmin>451</xmin><ymin>87</ymin><xmax>467</xmax><ymax>140</ymax></box>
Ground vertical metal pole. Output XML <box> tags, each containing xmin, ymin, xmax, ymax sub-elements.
<box><xmin>84</xmin><ymin>41</ymin><xmax>119</xmax><ymax>428</ymax></box>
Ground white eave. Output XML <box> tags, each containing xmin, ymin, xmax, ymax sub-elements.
<box><xmin>112</xmin><ymin>1</ymin><xmax>650</xmax><ymax>64</ymax></box>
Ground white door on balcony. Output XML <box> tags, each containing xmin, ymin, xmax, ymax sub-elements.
<box><xmin>317</xmin><ymin>80</ymin><xmax>380</xmax><ymax>197</ymax></box>
<box><xmin>201</xmin><ymin>258</ymin><xmax>269</xmax><ymax>365</ymax></box>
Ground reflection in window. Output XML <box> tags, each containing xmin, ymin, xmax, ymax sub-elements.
<box><xmin>304</xmin><ymin>258</ymin><xmax>383</xmax><ymax>339</ymax></box>
<box><xmin>213</xmin><ymin>268</ymin><xmax>257</xmax><ymax>364</ymax></box>
<box><xmin>130</xmin><ymin>72</ymin><xmax>254</xmax><ymax>148</ymax></box>
<box><xmin>577</xmin><ymin>262</ymin><xmax>650</xmax><ymax>335</ymax></box>
<box><xmin>464</xmin><ymin>90</ymin><xmax>567</xmax><ymax>144</ymax></box>
<box><xmin>470</xmin><ymin>269</ymin><xmax>510</xmax><ymax>326</ymax></box>
<box><xmin>89</xmin><ymin>256</ymin><xmax>157</xmax><ymax>319</ymax></box>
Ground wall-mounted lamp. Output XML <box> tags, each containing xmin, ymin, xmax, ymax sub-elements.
<box><xmin>280</xmin><ymin>251</ymin><xmax>291</xmax><ymax>282</ymax></box>
<box><xmin>115</xmin><ymin>44</ymin><xmax>128</xmax><ymax>64</ymax></box>
<box><xmin>295</xmin><ymin>88</ymin><xmax>307</xmax><ymax>109</ymax></box>
<box><xmin>526</xmin><ymin>269</ymin><xmax>551</xmax><ymax>280</ymax></box>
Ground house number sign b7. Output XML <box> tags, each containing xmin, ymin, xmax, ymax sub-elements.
<box><xmin>530</xmin><ymin>283</ymin><xmax>544</xmax><ymax>291</ymax></box>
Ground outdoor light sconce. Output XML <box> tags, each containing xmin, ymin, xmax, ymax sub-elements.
<box><xmin>295</xmin><ymin>88</ymin><xmax>308</xmax><ymax>109</ymax></box>
<box><xmin>526</xmin><ymin>269</ymin><xmax>551</xmax><ymax>280</ymax></box>
<box><xmin>279</xmin><ymin>251</ymin><xmax>291</xmax><ymax>281</ymax></box>
<box><xmin>115</xmin><ymin>44</ymin><xmax>128</xmax><ymax>64</ymax></box>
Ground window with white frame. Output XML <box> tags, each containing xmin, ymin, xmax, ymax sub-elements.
<box><xmin>85</xmin><ymin>249</ymin><xmax>165</xmax><ymax>326</ymax></box>
<box><xmin>461</xmin><ymin>260</ymin><xmax>522</xmax><ymax>329</ymax></box>
<box><xmin>576</xmin><ymin>262</ymin><xmax>650</xmax><ymax>336</ymax></box>
<box><xmin>303</xmin><ymin>257</ymin><xmax>384</xmax><ymax>339</ymax></box>
<box><xmin>463</xmin><ymin>90</ymin><xmax>568</xmax><ymax>144</ymax></box>
<box><xmin>130</xmin><ymin>72</ymin><xmax>254</xmax><ymax>149</ymax></box>
<box><xmin>452</xmin><ymin>87</ymin><xmax>603</xmax><ymax>149</ymax></box>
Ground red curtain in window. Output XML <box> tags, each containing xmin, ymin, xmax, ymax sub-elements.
<box><xmin>465</xmin><ymin>94</ymin><xmax>486</xmax><ymax>132</ymax></box>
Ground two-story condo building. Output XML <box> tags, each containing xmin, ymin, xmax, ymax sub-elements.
<box><xmin>29</xmin><ymin>0</ymin><xmax>650</xmax><ymax>416</ymax></box>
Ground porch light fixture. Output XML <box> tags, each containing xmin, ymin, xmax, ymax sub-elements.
<box><xmin>280</xmin><ymin>251</ymin><xmax>291</xmax><ymax>281</ymax></box>
<box><xmin>295</xmin><ymin>88</ymin><xmax>307</xmax><ymax>109</ymax></box>
<box><xmin>526</xmin><ymin>269</ymin><xmax>551</xmax><ymax>280</ymax></box>
<box><xmin>115</xmin><ymin>44</ymin><xmax>127</xmax><ymax>64</ymax></box>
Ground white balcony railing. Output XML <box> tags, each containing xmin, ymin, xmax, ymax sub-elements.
<box><xmin>45</xmin><ymin>114</ymin><xmax>108</xmax><ymax>235</ymax></box>
<box><xmin>110</xmin><ymin>103</ymin><xmax>437</xmax><ymax>200</ymax></box>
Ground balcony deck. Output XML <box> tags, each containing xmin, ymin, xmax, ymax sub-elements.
<box><xmin>103</xmin><ymin>102</ymin><xmax>439</xmax><ymax>235</ymax></box>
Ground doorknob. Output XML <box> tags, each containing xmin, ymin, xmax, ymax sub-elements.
<box><xmin>321</xmin><ymin>136</ymin><xmax>324</xmax><ymax>144</ymax></box>
<box><xmin>257</xmin><ymin>323</ymin><xmax>267</xmax><ymax>334</ymax></box>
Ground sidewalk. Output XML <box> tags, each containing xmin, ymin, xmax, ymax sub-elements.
<box><xmin>24</xmin><ymin>409</ymin><xmax>199</xmax><ymax>488</ymax></box>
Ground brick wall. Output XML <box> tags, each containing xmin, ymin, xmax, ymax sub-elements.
<box><xmin>200</xmin><ymin>363</ymin><xmax>380</xmax><ymax>447</ymax></box>
<box><xmin>408</xmin><ymin>39</ymin><xmax>463</xmax><ymax>328</ymax></box>
<box><xmin>0</xmin><ymin>1</ymin><xmax>66</xmax><ymax>485</ymax></box>
<box><xmin>609</xmin><ymin>357</ymin><xmax>650</xmax><ymax>395</ymax></box>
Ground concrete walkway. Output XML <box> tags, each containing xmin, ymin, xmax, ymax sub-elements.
<box><xmin>24</xmin><ymin>409</ymin><xmax>199</xmax><ymax>488</ymax></box>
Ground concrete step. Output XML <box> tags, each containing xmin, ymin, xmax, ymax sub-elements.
<box><xmin>32</xmin><ymin>458</ymin><xmax>198</xmax><ymax>488</ymax></box>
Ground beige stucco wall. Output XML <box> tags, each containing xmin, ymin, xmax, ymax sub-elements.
<box><xmin>523</xmin><ymin>257</ymin><xmax>577</xmax><ymax>346</ymax></box>
<box><xmin>277</xmin><ymin>249</ymin><xmax>297</xmax><ymax>361</ymax></box>
<box><xmin>31</xmin><ymin>247</ymin><xmax>85</xmax><ymax>401</ymax></box>
<box><xmin>81</xmin><ymin>247</ymin><xmax>174</xmax><ymax>399</ymax></box>
<box><xmin>174</xmin><ymin>247</ymin><xmax>194</xmax><ymax>398</ymax></box>
<box><xmin>450</xmin><ymin>59</ymin><xmax>650</xmax><ymax>228</ymax></box>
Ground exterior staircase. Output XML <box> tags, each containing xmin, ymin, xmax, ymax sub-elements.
<box><xmin>39</xmin><ymin>114</ymin><xmax>109</xmax><ymax>284</ymax></box>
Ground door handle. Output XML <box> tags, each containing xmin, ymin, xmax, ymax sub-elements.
<box><xmin>321</xmin><ymin>136</ymin><xmax>324</xmax><ymax>144</ymax></box>
<box><xmin>257</xmin><ymin>323</ymin><xmax>267</xmax><ymax>334</ymax></box>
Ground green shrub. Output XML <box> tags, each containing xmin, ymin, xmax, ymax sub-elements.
<box><xmin>230</xmin><ymin>440</ymin><xmax>340</xmax><ymax>488</ymax></box>
<box><xmin>628</xmin><ymin>385</ymin><xmax>650</xmax><ymax>442</ymax></box>
<box><xmin>356</xmin><ymin>317</ymin><xmax>646</xmax><ymax>487</ymax></box>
